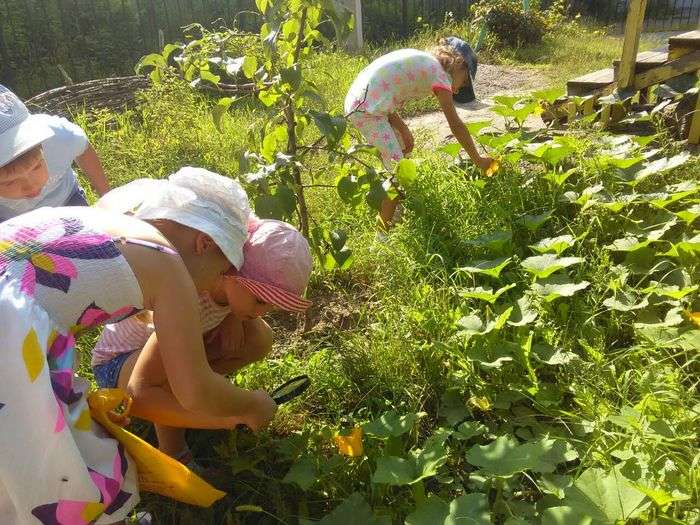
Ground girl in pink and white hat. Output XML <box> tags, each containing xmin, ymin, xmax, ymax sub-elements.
<box><xmin>92</xmin><ymin>214</ymin><xmax>313</xmax><ymax>467</ymax></box>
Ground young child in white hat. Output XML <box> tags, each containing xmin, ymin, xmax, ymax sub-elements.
<box><xmin>0</xmin><ymin>84</ymin><xmax>110</xmax><ymax>221</ymax></box>
<box><xmin>0</xmin><ymin>84</ymin><xmax>53</xmax><ymax>200</ymax></box>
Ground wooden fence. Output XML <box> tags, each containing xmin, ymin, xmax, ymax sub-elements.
<box><xmin>1</xmin><ymin>0</ymin><xmax>699</xmax><ymax>98</ymax></box>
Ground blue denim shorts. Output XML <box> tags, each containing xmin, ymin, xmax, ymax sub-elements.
<box><xmin>93</xmin><ymin>351</ymin><xmax>135</xmax><ymax>389</ymax></box>
<box><xmin>64</xmin><ymin>185</ymin><xmax>89</xmax><ymax>207</ymax></box>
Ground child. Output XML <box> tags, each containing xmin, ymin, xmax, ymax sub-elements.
<box><xmin>0</xmin><ymin>83</ymin><xmax>110</xmax><ymax>221</ymax></box>
<box><xmin>0</xmin><ymin>158</ymin><xmax>276</xmax><ymax>522</ymax></box>
<box><xmin>344</xmin><ymin>37</ymin><xmax>494</xmax><ymax>229</ymax></box>
<box><xmin>0</xmin><ymin>84</ymin><xmax>53</xmax><ymax>201</ymax></box>
<box><xmin>91</xmin><ymin>216</ymin><xmax>313</xmax><ymax>467</ymax></box>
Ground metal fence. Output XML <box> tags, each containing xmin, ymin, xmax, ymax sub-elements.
<box><xmin>1</xmin><ymin>0</ymin><xmax>481</xmax><ymax>97</ymax></box>
<box><xmin>569</xmin><ymin>0</ymin><xmax>700</xmax><ymax>31</ymax></box>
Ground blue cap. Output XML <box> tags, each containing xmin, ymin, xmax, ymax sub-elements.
<box><xmin>445</xmin><ymin>37</ymin><xmax>477</xmax><ymax>103</ymax></box>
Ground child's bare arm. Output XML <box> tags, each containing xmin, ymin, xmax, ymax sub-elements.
<box><xmin>126</xmin><ymin>244</ymin><xmax>276</xmax><ymax>430</ymax></box>
<box><xmin>75</xmin><ymin>143</ymin><xmax>110</xmax><ymax>196</ymax></box>
<box><xmin>434</xmin><ymin>90</ymin><xmax>492</xmax><ymax>170</ymax></box>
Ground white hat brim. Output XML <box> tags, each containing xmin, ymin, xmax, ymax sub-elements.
<box><xmin>0</xmin><ymin>114</ymin><xmax>54</xmax><ymax>168</ymax></box>
<box><xmin>97</xmin><ymin>178</ymin><xmax>246</xmax><ymax>269</ymax></box>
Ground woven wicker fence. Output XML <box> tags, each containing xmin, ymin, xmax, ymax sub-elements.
<box><xmin>25</xmin><ymin>76</ymin><xmax>151</xmax><ymax>118</ymax></box>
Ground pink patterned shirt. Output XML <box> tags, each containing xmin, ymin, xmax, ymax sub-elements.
<box><xmin>344</xmin><ymin>49</ymin><xmax>453</xmax><ymax>116</ymax></box>
<box><xmin>91</xmin><ymin>291</ymin><xmax>230</xmax><ymax>366</ymax></box>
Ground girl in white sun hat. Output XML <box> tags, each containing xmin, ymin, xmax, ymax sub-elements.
<box><xmin>344</xmin><ymin>38</ymin><xmax>494</xmax><ymax>231</ymax></box>
<box><xmin>0</xmin><ymin>162</ymin><xmax>276</xmax><ymax>523</ymax></box>
<box><xmin>91</xmin><ymin>210</ymin><xmax>313</xmax><ymax>469</ymax></box>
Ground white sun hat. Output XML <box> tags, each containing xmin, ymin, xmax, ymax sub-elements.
<box><xmin>97</xmin><ymin>167</ymin><xmax>251</xmax><ymax>269</ymax></box>
<box><xmin>0</xmin><ymin>84</ymin><xmax>54</xmax><ymax>168</ymax></box>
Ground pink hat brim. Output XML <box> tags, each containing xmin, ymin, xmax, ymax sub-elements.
<box><xmin>236</xmin><ymin>277</ymin><xmax>312</xmax><ymax>313</ymax></box>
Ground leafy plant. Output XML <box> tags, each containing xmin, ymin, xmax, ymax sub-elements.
<box><xmin>473</xmin><ymin>0</ymin><xmax>553</xmax><ymax>48</ymax></box>
<box><xmin>521</xmin><ymin>254</ymin><xmax>584</xmax><ymax>279</ymax></box>
<box><xmin>457</xmin><ymin>256</ymin><xmax>513</xmax><ymax>279</ymax></box>
<box><xmin>136</xmin><ymin>0</ymin><xmax>399</xmax><ymax>271</ymax></box>
<box><xmin>96</xmin><ymin>13</ymin><xmax>700</xmax><ymax>522</ymax></box>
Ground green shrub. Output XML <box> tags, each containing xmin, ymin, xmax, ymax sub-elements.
<box><xmin>474</xmin><ymin>0</ymin><xmax>553</xmax><ymax>48</ymax></box>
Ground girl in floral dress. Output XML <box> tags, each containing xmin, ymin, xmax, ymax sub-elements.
<box><xmin>0</xmin><ymin>103</ymin><xmax>277</xmax><ymax>525</ymax></box>
<box><xmin>344</xmin><ymin>37</ymin><xmax>494</xmax><ymax>229</ymax></box>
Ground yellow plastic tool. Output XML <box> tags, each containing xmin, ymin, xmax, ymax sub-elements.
<box><xmin>87</xmin><ymin>388</ymin><xmax>226</xmax><ymax>507</ymax></box>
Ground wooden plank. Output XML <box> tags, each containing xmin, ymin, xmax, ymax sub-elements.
<box><xmin>669</xmin><ymin>46</ymin><xmax>695</xmax><ymax>60</ymax></box>
<box><xmin>689</xmin><ymin>90</ymin><xmax>700</xmax><ymax>145</ymax></box>
<box><xmin>668</xmin><ymin>30</ymin><xmax>700</xmax><ymax>50</ymax></box>
<box><xmin>632</xmin><ymin>50</ymin><xmax>700</xmax><ymax>91</ymax></box>
<box><xmin>582</xmin><ymin>96</ymin><xmax>596</xmax><ymax>115</ymax></box>
<box><xmin>618</xmin><ymin>0</ymin><xmax>648</xmax><ymax>89</ymax></box>
<box><xmin>668</xmin><ymin>31</ymin><xmax>700</xmax><ymax>59</ymax></box>
<box><xmin>613</xmin><ymin>50</ymin><xmax>668</xmax><ymax>72</ymax></box>
<box><xmin>567</xmin><ymin>68</ymin><xmax>615</xmax><ymax>96</ymax></box>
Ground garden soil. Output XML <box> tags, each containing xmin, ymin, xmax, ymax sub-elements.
<box><xmin>407</xmin><ymin>63</ymin><xmax>547</xmax><ymax>145</ymax></box>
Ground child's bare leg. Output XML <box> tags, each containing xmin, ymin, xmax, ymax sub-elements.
<box><xmin>152</xmin><ymin>319</ymin><xmax>272</xmax><ymax>457</ymax></box>
<box><xmin>116</xmin><ymin>334</ymin><xmax>244</xmax><ymax>431</ymax></box>
<box><xmin>119</xmin><ymin>321</ymin><xmax>272</xmax><ymax>456</ymax></box>
<box><xmin>208</xmin><ymin>317</ymin><xmax>272</xmax><ymax>375</ymax></box>
<box><xmin>377</xmin><ymin>122</ymin><xmax>404</xmax><ymax>230</ymax></box>
<box><xmin>154</xmin><ymin>424</ymin><xmax>188</xmax><ymax>459</ymax></box>
<box><xmin>378</xmin><ymin>197</ymin><xmax>401</xmax><ymax>230</ymax></box>
<box><xmin>350</xmin><ymin>113</ymin><xmax>404</xmax><ymax>231</ymax></box>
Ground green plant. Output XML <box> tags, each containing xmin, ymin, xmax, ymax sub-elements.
<box><xmin>473</xmin><ymin>0</ymin><xmax>553</xmax><ymax>48</ymax></box>
<box><xmin>136</xmin><ymin>24</ymin><xmax>262</xmax><ymax>87</ymax></box>
<box><xmin>137</xmin><ymin>0</ymin><xmax>424</xmax><ymax>273</ymax></box>
<box><xmin>80</xmin><ymin>15</ymin><xmax>700</xmax><ymax>525</ymax></box>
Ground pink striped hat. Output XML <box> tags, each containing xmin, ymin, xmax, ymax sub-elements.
<box><xmin>230</xmin><ymin>218</ymin><xmax>313</xmax><ymax>313</ymax></box>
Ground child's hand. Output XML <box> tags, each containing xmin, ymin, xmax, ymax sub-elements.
<box><xmin>475</xmin><ymin>155</ymin><xmax>494</xmax><ymax>171</ymax></box>
<box><xmin>241</xmin><ymin>390</ymin><xmax>278</xmax><ymax>431</ymax></box>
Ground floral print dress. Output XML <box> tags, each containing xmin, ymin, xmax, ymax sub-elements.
<box><xmin>0</xmin><ymin>206</ymin><xmax>145</xmax><ymax>524</ymax></box>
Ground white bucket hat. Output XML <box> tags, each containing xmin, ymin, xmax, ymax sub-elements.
<box><xmin>98</xmin><ymin>167</ymin><xmax>251</xmax><ymax>269</ymax></box>
<box><xmin>0</xmin><ymin>84</ymin><xmax>54</xmax><ymax>168</ymax></box>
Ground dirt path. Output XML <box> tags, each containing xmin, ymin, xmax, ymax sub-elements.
<box><xmin>407</xmin><ymin>64</ymin><xmax>548</xmax><ymax>146</ymax></box>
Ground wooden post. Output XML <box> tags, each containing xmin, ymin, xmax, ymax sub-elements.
<box><xmin>639</xmin><ymin>86</ymin><xmax>651</xmax><ymax>104</ymax></box>
<box><xmin>343</xmin><ymin>0</ymin><xmax>363</xmax><ymax>52</ymax></box>
<box><xmin>689</xmin><ymin>88</ymin><xmax>700</xmax><ymax>145</ymax></box>
<box><xmin>475</xmin><ymin>22</ymin><xmax>488</xmax><ymax>52</ymax></box>
<box><xmin>0</xmin><ymin>16</ymin><xmax>15</xmax><ymax>88</ymax></box>
<box><xmin>617</xmin><ymin>0</ymin><xmax>648</xmax><ymax>90</ymax></box>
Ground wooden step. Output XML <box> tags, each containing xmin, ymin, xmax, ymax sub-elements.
<box><xmin>668</xmin><ymin>30</ymin><xmax>700</xmax><ymax>59</ymax></box>
<box><xmin>567</xmin><ymin>68</ymin><xmax>615</xmax><ymax>96</ymax></box>
<box><xmin>613</xmin><ymin>50</ymin><xmax>668</xmax><ymax>73</ymax></box>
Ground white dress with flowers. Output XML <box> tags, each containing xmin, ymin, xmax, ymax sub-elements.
<box><xmin>0</xmin><ymin>207</ymin><xmax>142</xmax><ymax>524</ymax></box>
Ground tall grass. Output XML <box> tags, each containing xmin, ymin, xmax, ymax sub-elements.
<box><xmin>70</xmin><ymin>19</ymin><xmax>700</xmax><ymax>524</ymax></box>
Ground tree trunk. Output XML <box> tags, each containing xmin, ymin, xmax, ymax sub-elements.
<box><xmin>285</xmin><ymin>8</ymin><xmax>310</xmax><ymax>239</ymax></box>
